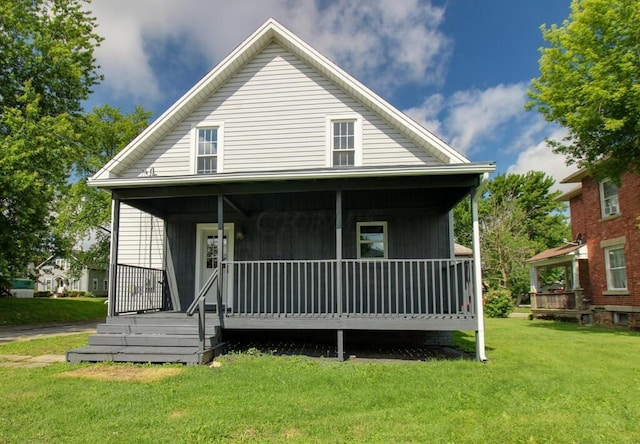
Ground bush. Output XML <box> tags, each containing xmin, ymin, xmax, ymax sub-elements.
<box><xmin>484</xmin><ymin>289</ymin><xmax>514</xmax><ymax>318</ymax></box>
<box><xmin>33</xmin><ymin>291</ymin><xmax>51</xmax><ymax>298</ymax></box>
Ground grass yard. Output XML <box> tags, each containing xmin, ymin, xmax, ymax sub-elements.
<box><xmin>0</xmin><ymin>297</ymin><xmax>107</xmax><ymax>327</ymax></box>
<box><xmin>1</xmin><ymin>318</ymin><xmax>639</xmax><ymax>443</ymax></box>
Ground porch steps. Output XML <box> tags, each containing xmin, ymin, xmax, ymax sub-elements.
<box><xmin>66</xmin><ymin>313</ymin><xmax>221</xmax><ymax>365</ymax></box>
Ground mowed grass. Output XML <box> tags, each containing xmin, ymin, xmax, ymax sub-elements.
<box><xmin>0</xmin><ymin>297</ymin><xmax>106</xmax><ymax>326</ymax></box>
<box><xmin>1</xmin><ymin>318</ymin><xmax>639</xmax><ymax>443</ymax></box>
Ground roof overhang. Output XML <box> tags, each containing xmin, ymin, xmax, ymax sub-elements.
<box><xmin>557</xmin><ymin>186</ymin><xmax>582</xmax><ymax>201</ymax></box>
<box><xmin>89</xmin><ymin>162</ymin><xmax>496</xmax><ymax>191</ymax></box>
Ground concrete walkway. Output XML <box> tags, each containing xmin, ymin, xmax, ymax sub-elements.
<box><xmin>0</xmin><ymin>321</ymin><xmax>100</xmax><ymax>368</ymax></box>
<box><xmin>0</xmin><ymin>321</ymin><xmax>99</xmax><ymax>344</ymax></box>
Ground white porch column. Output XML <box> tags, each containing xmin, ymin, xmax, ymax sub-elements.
<box><xmin>107</xmin><ymin>195</ymin><xmax>121</xmax><ymax>318</ymax></box>
<box><xmin>529</xmin><ymin>266</ymin><xmax>539</xmax><ymax>309</ymax></box>
<box><xmin>471</xmin><ymin>186</ymin><xmax>487</xmax><ymax>362</ymax></box>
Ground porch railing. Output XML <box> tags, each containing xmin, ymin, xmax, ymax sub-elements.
<box><xmin>223</xmin><ymin>259</ymin><xmax>475</xmax><ymax>318</ymax></box>
<box><xmin>532</xmin><ymin>292</ymin><xmax>576</xmax><ymax>310</ymax></box>
<box><xmin>114</xmin><ymin>264</ymin><xmax>169</xmax><ymax>314</ymax></box>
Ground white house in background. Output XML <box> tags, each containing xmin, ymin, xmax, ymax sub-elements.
<box><xmin>35</xmin><ymin>256</ymin><xmax>107</xmax><ymax>297</ymax></box>
<box><xmin>67</xmin><ymin>18</ymin><xmax>494</xmax><ymax>365</ymax></box>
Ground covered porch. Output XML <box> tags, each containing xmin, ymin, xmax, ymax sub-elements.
<box><xmin>75</xmin><ymin>166</ymin><xmax>490</xmax><ymax>362</ymax></box>
<box><xmin>527</xmin><ymin>242</ymin><xmax>591</xmax><ymax>322</ymax></box>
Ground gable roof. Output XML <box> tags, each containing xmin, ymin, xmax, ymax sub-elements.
<box><xmin>91</xmin><ymin>18</ymin><xmax>469</xmax><ymax>182</ymax></box>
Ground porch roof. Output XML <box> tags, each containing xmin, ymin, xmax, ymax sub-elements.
<box><xmin>527</xmin><ymin>243</ymin><xmax>587</xmax><ymax>267</ymax></box>
<box><xmin>90</xmin><ymin>162</ymin><xmax>495</xmax><ymax>191</ymax></box>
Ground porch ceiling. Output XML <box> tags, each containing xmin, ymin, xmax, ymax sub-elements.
<box><xmin>114</xmin><ymin>173</ymin><xmax>479</xmax><ymax>219</ymax></box>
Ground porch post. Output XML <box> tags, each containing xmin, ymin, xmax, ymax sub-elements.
<box><xmin>217</xmin><ymin>195</ymin><xmax>224</xmax><ymax>327</ymax></box>
<box><xmin>529</xmin><ymin>266</ymin><xmax>539</xmax><ymax>309</ymax></box>
<box><xmin>471</xmin><ymin>186</ymin><xmax>487</xmax><ymax>362</ymax></box>
<box><xmin>336</xmin><ymin>189</ymin><xmax>344</xmax><ymax>361</ymax></box>
<box><xmin>107</xmin><ymin>194</ymin><xmax>121</xmax><ymax>318</ymax></box>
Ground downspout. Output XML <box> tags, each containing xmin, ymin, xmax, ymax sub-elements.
<box><xmin>471</xmin><ymin>173</ymin><xmax>489</xmax><ymax>362</ymax></box>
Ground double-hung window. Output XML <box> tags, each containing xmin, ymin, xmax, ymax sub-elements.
<box><xmin>332</xmin><ymin>120</ymin><xmax>355</xmax><ymax>167</ymax></box>
<box><xmin>599</xmin><ymin>180</ymin><xmax>619</xmax><ymax>218</ymax></box>
<box><xmin>604</xmin><ymin>244</ymin><xmax>627</xmax><ymax>291</ymax></box>
<box><xmin>196</xmin><ymin>127</ymin><xmax>219</xmax><ymax>174</ymax></box>
<box><xmin>357</xmin><ymin>222</ymin><xmax>387</xmax><ymax>259</ymax></box>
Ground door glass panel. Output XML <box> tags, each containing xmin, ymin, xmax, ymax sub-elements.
<box><xmin>206</xmin><ymin>235</ymin><xmax>227</xmax><ymax>269</ymax></box>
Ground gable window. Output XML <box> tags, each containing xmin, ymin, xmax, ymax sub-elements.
<box><xmin>327</xmin><ymin>115</ymin><xmax>361</xmax><ymax>167</ymax></box>
<box><xmin>332</xmin><ymin>120</ymin><xmax>355</xmax><ymax>166</ymax></box>
<box><xmin>357</xmin><ymin>222</ymin><xmax>388</xmax><ymax>259</ymax></box>
<box><xmin>196</xmin><ymin>127</ymin><xmax>219</xmax><ymax>174</ymax></box>
<box><xmin>604</xmin><ymin>244</ymin><xmax>627</xmax><ymax>291</ymax></box>
<box><xmin>599</xmin><ymin>180</ymin><xmax>619</xmax><ymax>218</ymax></box>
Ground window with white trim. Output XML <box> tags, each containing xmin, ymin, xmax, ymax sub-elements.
<box><xmin>357</xmin><ymin>222</ymin><xmax>388</xmax><ymax>259</ymax></box>
<box><xmin>103</xmin><ymin>280</ymin><xmax>108</xmax><ymax>291</ymax></box>
<box><xmin>92</xmin><ymin>279</ymin><xmax>98</xmax><ymax>292</ymax></box>
<box><xmin>604</xmin><ymin>244</ymin><xmax>627</xmax><ymax>291</ymax></box>
<box><xmin>332</xmin><ymin>120</ymin><xmax>355</xmax><ymax>167</ymax></box>
<box><xmin>599</xmin><ymin>180</ymin><xmax>620</xmax><ymax>218</ymax></box>
<box><xmin>196</xmin><ymin>127</ymin><xmax>219</xmax><ymax>174</ymax></box>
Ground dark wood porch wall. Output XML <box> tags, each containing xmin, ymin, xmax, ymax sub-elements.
<box><xmin>163</xmin><ymin>189</ymin><xmax>452</xmax><ymax>310</ymax></box>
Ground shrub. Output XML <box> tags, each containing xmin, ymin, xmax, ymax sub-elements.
<box><xmin>484</xmin><ymin>289</ymin><xmax>514</xmax><ymax>318</ymax></box>
<box><xmin>33</xmin><ymin>291</ymin><xmax>51</xmax><ymax>298</ymax></box>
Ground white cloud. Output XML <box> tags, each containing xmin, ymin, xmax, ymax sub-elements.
<box><xmin>507</xmin><ymin>127</ymin><xmax>578</xmax><ymax>193</ymax></box>
<box><xmin>88</xmin><ymin>0</ymin><xmax>452</xmax><ymax>104</ymax></box>
<box><xmin>404</xmin><ymin>83</ymin><xmax>529</xmax><ymax>154</ymax></box>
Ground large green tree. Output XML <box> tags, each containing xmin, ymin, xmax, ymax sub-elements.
<box><xmin>56</xmin><ymin>105</ymin><xmax>152</xmax><ymax>274</ymax></box>
<box><xmin>527</xmin><ymin>0</ymin><xmax>640</xmax><ymax>181</ymax></box>
<box><xmin>455</xmin><ymin>171</ymin><xmax>570</xmax><ymax>296</ymax></box>
<box><xmin>0</xmin><ymin>0</ymin><xmax>101</xmax><ymax>288</ymax></box>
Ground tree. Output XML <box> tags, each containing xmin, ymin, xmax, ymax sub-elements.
<box><xmin>454</xmin><ymin>172</ymin><xmax>570</xmax><ymax>297</ymax></box>
<box><xmin>527</xmin><ymin>0</ymin><xmax>640</xmax><ymax>181</ymax></box>
<box><xmin>0</xmin><ymin>0</ymin><xmax>102</xmax><ymax>289</ymax></box>
<box><xmin>55</xmin><ymin>105</ymin><xmax>153</xmax><ymax>275</ymax></box>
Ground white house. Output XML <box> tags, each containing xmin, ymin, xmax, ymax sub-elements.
<box><xmin>67</xmin><ymin>19</ymin><xmax>494</xmax><ymax>364</ymax></box>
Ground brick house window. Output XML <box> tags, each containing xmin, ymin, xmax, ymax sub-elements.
<box><xmin>599</xmin><ymin>180</ymin><xmax>620</xmax><ymax>218</ymax></box>
<box><xmin>604</xmin><ymin>245</ymin><xmax>627</xmax><ymax>291</ymax></box>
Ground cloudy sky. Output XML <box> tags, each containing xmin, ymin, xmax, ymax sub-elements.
<box><xmin>85</xmin><ymin>0</ymin><xmax>577</xmax><ymax>190</ymax></box>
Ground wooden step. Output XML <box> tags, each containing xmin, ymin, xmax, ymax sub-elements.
<box><xmin>88</xmin><ymin>333</ymin><xmax>218</xmax><ymax>348</ymax></box>
<box><xmin>97</xmin><ymin>324</ymin><xmax>218</xmax><ymax>335</ymax></box>
<box><xmin>66</xmin><ymin>345</ymin><xmax>217</xmax><ymax>365</ymax></box>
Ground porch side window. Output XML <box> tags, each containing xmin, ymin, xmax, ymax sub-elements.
<box><xmin>604</xmin><ymin>244</ymin><xmax>627</xmax><ymax>291</ymax></box>
<box><xmin>599</xmin><ymin>180</ymin><xmax>619</xmax><ymax>218</ymax></box>
<box><xmin>196</xmin><ymin>127</ymin><xmax>218</xmax><ymax>174</ymax></box>
<box><xmin>332</xmin><ymin>120</ymin><xmax>355</xmax><ymax>167</ymax></box>
<box><xmin>357</xmin><ymin>222</ymin><xmax>388</xmax><ymax>259</ymax></box>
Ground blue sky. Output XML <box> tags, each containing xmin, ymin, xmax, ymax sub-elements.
<box><xmin>86</xmin><ymin>0</ymin><xmax>576</xmax><ymax>191</ymax></box>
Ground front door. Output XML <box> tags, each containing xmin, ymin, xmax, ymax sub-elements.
<box><xmin>195</xmin><ymin>223</ymin><xmax>235</xmax><ymax>307</ymax></box>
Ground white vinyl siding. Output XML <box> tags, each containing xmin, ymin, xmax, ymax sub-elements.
<box><xmin>117</xmin><ymin>204</ymin><xmax>164</xmax><ymax>269</ymax></box>
<box><xmin>123</xmin><ymin>43</ymin><xmax>439</xmax><ymax>178</ymax></box>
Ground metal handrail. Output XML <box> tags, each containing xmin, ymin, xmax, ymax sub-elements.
<box><xmin>186</xmin><ymin>268</ymin><xmax>218</xmax><ymax>316</ymax></box>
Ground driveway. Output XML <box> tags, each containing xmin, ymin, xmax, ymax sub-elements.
<box><xmin>0</xmin><ymin>321</ymin><xmax>99</xmax><ymax>344</ymax></box>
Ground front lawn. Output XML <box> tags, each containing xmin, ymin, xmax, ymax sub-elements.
<box><xmin>0</xmin><ymin>297</ymin><xmax>107</xmax><ymax>327</ymax></box>
<box><xmin>1</xmin><ymin>318</ymin><xmax>639</xmax><ymax>442</ymax></box>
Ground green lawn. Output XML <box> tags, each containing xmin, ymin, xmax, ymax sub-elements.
<box><xmin>1</xmin><ymin>318</ymin><xmax>639</xmax><ymax>443</ymax></box>
<box><xmin>0</xmin><ymin>297</ymin><xmax>107</xmax><ymax>326</ymax></box>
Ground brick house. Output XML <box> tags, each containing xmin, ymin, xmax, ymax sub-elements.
<box><xmin>528</xmin><ymin>169</ymin><xmax>640</xmax><ymax>329</ymax></box>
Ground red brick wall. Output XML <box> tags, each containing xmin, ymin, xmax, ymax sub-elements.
<box><xmin>568</xmin><ymin>172</ymin><xmax>640</xmax><ymax>308</ymax></box>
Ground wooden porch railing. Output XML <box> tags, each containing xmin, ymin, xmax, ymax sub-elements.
<box><xmin>532</xmin><ymin>292</ymin><xmax>576</xmax><ymax>310</ymax></box>
<box><xmin>114</xmin><ymin>264</ymin><xmax>169</xmax><ymax>314</ymax></box>
<box><xmin>223</xmin><ymin>259</ymin><xmax>475</xmax><ymax>318</ymax></box>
